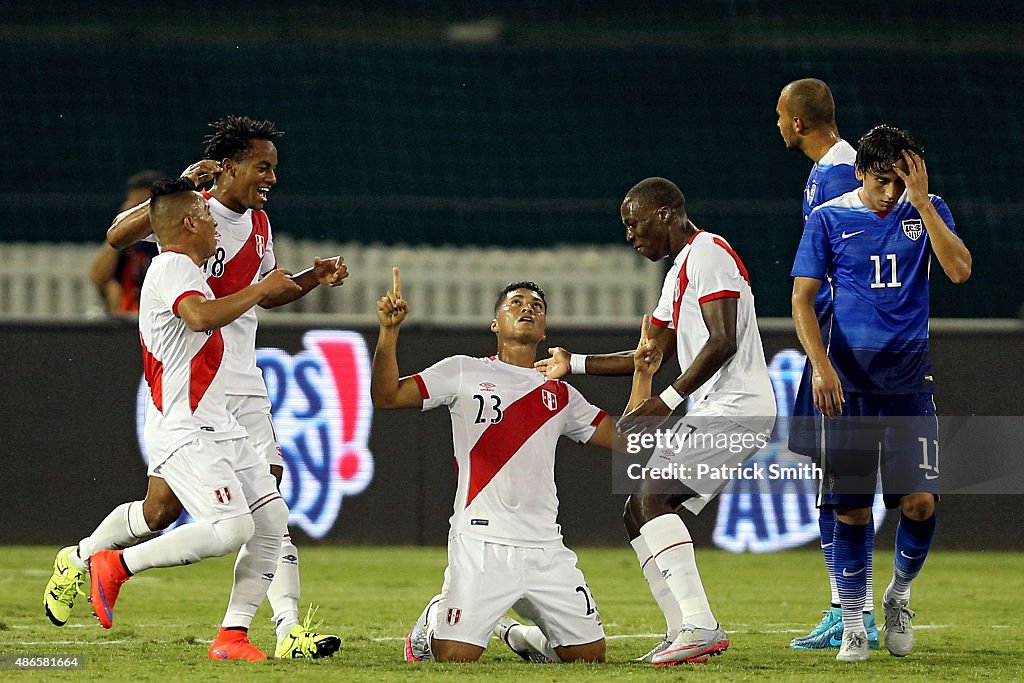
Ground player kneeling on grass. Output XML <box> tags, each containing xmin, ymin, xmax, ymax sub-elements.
<box><xmin>81</xmin><ymin>178</ymin><xmax>300</xmax><ymax>660</ymax></box>
<box><xmin>371</xmin><ymin>270</ymin><xmax>653</xmax><ymax>663</ymax></box>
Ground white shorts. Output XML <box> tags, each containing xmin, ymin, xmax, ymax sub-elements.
<box><xmin>227</xmin><ymin>394</ymin><xmax>283</xmax><ymax>467</ymax></box>
<box><xmin>153</xmin><ymin>437</ymin><xmax>280</xmax><ymax>523</ymax></box>
<box><xmin>644</xmin><ymin>408</ymin><xmax>775</xmax><ymax>515</ymax></box>
<box><xmin>431</xmin><ymin>534</ymin><xmax>605</xmax><ymax>649</ymax></box>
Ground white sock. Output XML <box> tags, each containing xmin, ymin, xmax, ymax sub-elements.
<box><xmin>268</xmin><ymin>535</ymin><xmax>301</xmax><ymax>642</ymax></box>
<box><xmin>222</xmin><ymin>498</ymin><xmax>288</xmax><ymax>628</ymax></box>
<box><xmin>75</xmin><ymin>501</ymin><xmax>158</xmax><ymax>570</ymax></box>
<box><xmin>640</xmin><ymin>514</ymin><xmax>717</xmax><ymax>631</ymax></box>
<box><xmin>630</xmin><ymin>535</ymin><xmax>683</xmax><ymax>639</ymax></box>
<box><xmin>122</xmin><ymin>513</ymin><xmax>253</xmax><ymax>574</ymax></box>
<box><xmin>506</xmin><ymin>623</ymin><xmax>561</xmax><ymax>663</ymax></box>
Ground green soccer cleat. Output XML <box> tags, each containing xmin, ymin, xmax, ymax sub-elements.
<box><xmin>44</xmin><ymin>546</ymin><xmax>87</xmax><ymax>626</ymax></box>
<box><xmin>275</xmin><ymin>604</ymin><xmax>341</xmax><ymax>659</ymax></box>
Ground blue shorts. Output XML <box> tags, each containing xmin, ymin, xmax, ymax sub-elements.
<box><xmin>818</xmin><ymin>393</ymin><xmax>939</xmax><ymax>510</ymax></box>
<box><xmin>787</xmin><ymin>359</ymin><xmax>821</xmax><ymax>458</ymax></box>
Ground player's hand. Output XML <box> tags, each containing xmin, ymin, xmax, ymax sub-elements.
<box><xmin>535</xmin><ymin>347</ymin><xmax>570</xmax><ymax>378</ymax></box>
<box><xmin>180</xmin><ymin>159</ymin><xmax>221</xmax><ymax>187</ymax></box>
<box><xmin>258</xmin><ymin>269</ymin><xmax>302</xmax><ymax>302</ymax></box>
<box><xmin>633</xmin><ymin>315</ymin><xmax>662</xmax><ymax>376</ymax></box>
<box><xmin>377</xmin><ymin>266</ymin><xmax>409</xmax><ymax>328</ymax></box>
<box><xmin>313</xmin><ymin>256</ymin><xmax>348</xmax><ymax>287</ymax></box>
<box><xmin>893</xmin><ymin>150</ymin><xmax>929</xmax><ymax>209</ymax></box>
<box><xmin>616</xmin><ymin>396</ymin><xmax>672</xmax><ymax>435</ymax></box>
<box><xmin>811</xmin><ymin>363</ymin><xmax>845</xmax><ymax>417</ymax></box>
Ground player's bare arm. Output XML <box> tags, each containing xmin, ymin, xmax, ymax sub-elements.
<box><xmin>893</xmin><ymin>150</ymin><xmax>972</xmax><ymax>284</ymax></box>
<box><xmin>259</xmin><ymin>256</ymin><xmax>349</xmax><ymax>308</ymax></box>
<box><xmin>89</xmin><ymin>243</ymin><xmax>122</xmax><ymax>311</ymax></box>
<box><xmin>535</xmin><ymin>325</ymin><xmax>675</xmax><ymax>379</ymax></box>
<box><xmin>617</xmin><ymin>297</ymin><xmax>738</xmax><ymax>434</ymax></box>
<box><xmin>371</xmin><ymin>267</ymin><xmax>423</xmax><ymax>409</ymax></box>
<box><xmin>792</xmin><ymin>276</ymin><xmax>844</xmax><ymax>417</ymax></box>
<box><xmin>177</xmin><ymin>269</ymin><xmax>300</xmax><ymax>332</ymax></box>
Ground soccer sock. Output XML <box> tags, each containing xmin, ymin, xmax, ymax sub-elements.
<box><xmin>122</xmin><ymin>514</ymin><xmax>252</xmax><ymax>574</ymax></box>
<box><xmin>630</xmin><ymin>535</ymin><xmax>683</xmax><ymax>639</ymax></box>
<box><xmin>74</xmin><ymin>501</ymin><xmax>158</xmax><ymax>570</ymax></box>
<box><xmin>505</xmin><ymin>623</ymin><xmax>561</xmax><ymax>663</ymax></box>
<box><xmin>818</xmin><ymin>507</ymin><xmax>840</xmax><ymax>606</ymax></box>
<box><xmin>833</xmin><ymin>520</ymin><xmax>868</xmax><ymax>635</ymax></box>
<box><xmin>865</xmin><ymin>514</ymin><xmax>875</xmax><ymax>613</ymax></box>
<box><xmin>268</xmin><ymin>534</ymin><xmax>301</xmax><ymax>642</ymax></box>
<box><xmin>886</xmin><ymin>513</ymin><xmax>936</xmax><ymax>602</ymax></box>
<box><xmin>640</xmin><ymin>514</ymin><xmax>717</xmax><ymax>631</ymax></box>
<box><xmin>222</xmin><ymin>498</ymin><xmax>288</xmax><ymax>629</ymax></box>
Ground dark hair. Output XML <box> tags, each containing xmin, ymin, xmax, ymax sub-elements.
<box><xmin>202</xmin><ymin>115</ymin><xmax>284</xmax><ymax>163</ymax></box>
<box><xmin>783</xmin><ymin>78</ymin><xmax>836</xmax><ymax>126</ymax></box>
<box><xmin>125</xmin><ymin>170</ymin><xmax>166</xmax><ymax>193</ymax></box>
<box><xmin>494</xmin><ymin>281</ymin><xmax>546</xmax><ymax>315</ymax></box>
<box><xmin>856</xmin><ymin>125</ymin><xmax>925</xmax><ymax>175</ymax></box>
<box><xmin>150</xmin><ymin>176</ymin><xmax>197</xmax><ymax>200</ymax></box>
<box><xmin>625</xmin><ymin>177</ymin><xmax>685</xmax><ymax>214</ymax></box>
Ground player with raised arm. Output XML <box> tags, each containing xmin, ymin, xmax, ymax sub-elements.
<box><xmin>777</xmin><ymin>78</ymin><xmax>879</xmax><ymax>650</ymax></box>
<box><xmin>44</xmin><ymin>116</ymin><xmax>345</xmax><ymax>659</ymax></box>
<box><xmin>536</xmin><ymin>178</ymin><xmax>776</xmax><ymax>665</ymax></box>
<box><xmin>791</xmin><ymin>125</ymin><xmax>971</xmax><ymax>661</ymax></box>
<box><xmin>373</xmin><ymin>269</ymin><xmax>658</xmax><ymax>664</ymax></box>
<box><xmin>86</xmin><ymin>177</ymin><xmax>297</xmax><ymax>659</ymax></box>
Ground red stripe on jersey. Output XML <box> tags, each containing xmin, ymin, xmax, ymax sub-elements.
<box><xmin>207</xmin><ymin>210</ymin><xmax>271</xmax><ymax>297</ymax></box>
<box><xmin>712</xmin><ymin>237</ymin><xmax>751</xmax><ymax>285</ymax></box>
<box><xmin>590</xmin><ymin>409</ymin><xmax>608</xmax><ymax>427</ymax></box>
<box><xmin>465</xmin><ymin>381</ymin><xmax>568</xmax><ymax>507</ymax></box>
<box><xmin>412</xmin><ymin>374</ymin><xmax>429</xmax><ymax>399</ymax></box>
<box><xmin>698</xmin><ymin>290</ymin><xmax>740</xmax><ymax>305</ymax></box>
<box><xmin>189</xmin><ymin>329</ymin><xmax>224</xmax><ymax>413</ymax></box>
<box><xmin>172</xmin><ymin>290</ymin><xmax>205</xmax><ymax>317</ymax></box>
<box><xmin>651</xmin><ymin>317</ymin><xmax>670</xmax><ymax>329</ymax></box>
<box><xmin>140</xmin><ymin>333</ymin><xmax>164</xmax><ymax>413</ymax></box>
<box><xmin>672</xmin><ymin>256</ymin><xmax>691</xmax><ymax>330</ymax></box>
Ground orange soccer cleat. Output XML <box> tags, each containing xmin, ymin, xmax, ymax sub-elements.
<box><xmin>89</xmin><ymin>550</ymin><xmax>131</xmax><ymax>629</ymax></box>
<box><xmin>208</xmin><ymin>627</ymin><xmax>268</xmax><ymax>661</ymax></box>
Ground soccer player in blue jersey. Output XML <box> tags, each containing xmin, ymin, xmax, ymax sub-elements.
<box><xmin>791</xmin><ymin>125</ymin><xmax>971</xmax><ymax>661</ymax></box>
<box><xmin>777</xmin><ymin>78</ymin><xmax>879</xmax><ymax>650</ymax></box>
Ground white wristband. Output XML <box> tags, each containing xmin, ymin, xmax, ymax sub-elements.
<box><xmin>569</xmin><ymin>353</ymin><xmax>587</xmax><ymax>375</ymax></box>
<box><xmin>659</xmin><ymin>385</ymin><xmax>686</xmax><ymax>411</ymax></box>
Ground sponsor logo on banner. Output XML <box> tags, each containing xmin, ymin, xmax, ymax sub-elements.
<box><xmin>902</xmin><ymin>218</ymin><xmax>924</xmax><ymax>241</ymax></box>
<box><xmin>136</xmin><ymin>330</ymin><xmax>374</xmax><ymax>538</ymax></box>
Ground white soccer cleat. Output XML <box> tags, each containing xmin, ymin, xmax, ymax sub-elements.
<box><xmin>836</xmin><ymin>629</ymin><xmax>870</xmax><ymax>662</ymax></box>
<box><xmin>650</xmin><ymin>624</ymin><xmax>729</xmax><ymax>665</ymax></box>
<box><xmin>883</xmin><ymin>594</ymin><xmax>916</xmax><ymax>657</ymax></box>
<box><xmin>404</xmin><ymin>594</ymin><xmax>441</xmax><ymax>662</ymax></box>
<box><xmin>634</xmin><ymin>634</ymin><xmax>672</xmax><ymax>663</ymax></box>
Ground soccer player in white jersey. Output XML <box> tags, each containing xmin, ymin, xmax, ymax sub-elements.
<box><xmin>372</xmin><ymin>269</ymin><xmax>658</xmax><ymax>664</ymax></box>
<box><xmin>86</xmin><ymin>177</ymin><xmax>298</xmax><ymax>659</ymax></box>
<box><xmin>777</xmin><ymin>78</ymin><xmax>879</xmax><ymax>650</ymax></box>
<box><xmin>536</xmin><ymin>178</ymin><xmax>776</xmax><ymax>665</ymax></box>
<box><xmin>43</xmin><ymin>117</ymin><xmax>345</xmax><ymax>659</ymax></box>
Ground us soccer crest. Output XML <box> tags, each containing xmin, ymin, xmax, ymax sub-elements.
<box><xmin>902</xmin><ymin>218</ymin><xmax>924</xmax><ymax>241</ymax></box>
<box><xmin>136</xmin><ymin>330</ymin><xmax>375</xmax><ymax>538</ymax></box>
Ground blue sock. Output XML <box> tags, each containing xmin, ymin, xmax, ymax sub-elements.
<box><xmin>887</xmin><ymin>513</ymin><xmax>936</xmax><ymax>602</ymax></box>
<box><xmin>833</xmin><ymin>520</ymin><xmax>868</xmax><ymax>634</ymax></box>
<box><xmin>818</xmin><ymin>508</ymin><xmax>839</xmax><ymax>607</ymax></box>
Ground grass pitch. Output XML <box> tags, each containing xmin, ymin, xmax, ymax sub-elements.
<box><xmin>3</xmin><ymin>546</ymin><xmax>1022</xmax><ymax>681</ymax></box>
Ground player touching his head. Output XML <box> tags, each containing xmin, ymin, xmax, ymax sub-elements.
<box><xmin>791</xmin><ymin>125</ymin><xmax>971</xmax><ymax>661</ymax></box>
<box><xmin>372</xmin><ymin>270</ymin><xmax>655</xmax><ymax>664</ymax></box>
<box><xmin>44</xmin><ymin>116</ymin><xmax>345</xmax><ymax>659</ymax></box>
<box><xmin>86</xmin><ymin>177</ymin><xmax>299</xmax><ymax>659</ymax></box>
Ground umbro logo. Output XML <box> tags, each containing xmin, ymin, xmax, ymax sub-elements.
<box><xmin>841</xmin><ymin>230</ymin><xmax>865</xmax><ymax>239</ymax></box>
<box><xmin>479</xmin><ymin>382</ymin><xmax>497</xmax><ymax>391</ymax></box>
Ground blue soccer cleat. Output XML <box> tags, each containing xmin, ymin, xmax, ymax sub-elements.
<box><xmin>790</xmin><ymin>607</ymin><xmax>842</xmax><ymax>649</ymax></box>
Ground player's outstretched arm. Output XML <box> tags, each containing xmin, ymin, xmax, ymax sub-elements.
<box><xmin>259</xmin><ymin>256</ymin><xmax>349</xmax><ymax>308</ymax></box>
<box><xmin>535</xmin><ymin>325</ymin><xmax>675</xmax><ymax>379</ymax></box>
<box><xmin>371</xmin><ymin>267</ymin><xmax>422</xmax><ymax>409</ymax></box>
<box><xmin>792</xmin><ymin>276</ymin><xmax>844</xmax><ymax>417</ymax></box>
<box><xmin>178</xmin><ymin>269</ymin><xmax>300</xmax><ymax>332</ymax></box>
<box><xmin>625</xmin><ymin>315</ymin><xmax>663</xmax><ymax>412</ymax></box>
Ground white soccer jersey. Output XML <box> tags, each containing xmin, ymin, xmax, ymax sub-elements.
<box><xmin>651</xmin><ymin>230</ymin><xmax>776</xmax><ymax>424</ymax></box>
<box><xmin>412</xmin><ymin>356</ymin><xmax>606</xmax><ymax>547</ymax></box>
<box><xmin>139</xmin><ymin>252</ymin><xmax>246</xmax><ymax>467</ymax></box>
<box><xmin>199</xmin><ymin>194</ymin><xmax>277</xmax><ymax>396</ymax></box>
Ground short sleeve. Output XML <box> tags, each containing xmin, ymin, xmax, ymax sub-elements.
<box><xmin>156</xmin><ymin>256</ymin><xmax>210</xmax><ymax>317</ymax></box>
<box><xmin>791</xmin><ymin>210</ymin><xmax>831</xmax><ymax>280</ymax></box>
<box><xmin>260</xmin><ymin>219</ymin><xmax>277</xmax><ymax>276</ymax></box>
<box><xmin>561</xmin><ymin>382</ymin><xmax>606</xmax><ymax>444</ymax></box>
<box><xmin>650</xmin><ymin>264</ymin><xmax>677</xmax><ymax>329</ymax></box>
<box><xmin>409</xmin><ymin>355</ymin><xmax>465</xmax><ymax>411</ymax></box>
<box><xmin>930</xmin><ymin>195</ymin><xmax>958</xmax><ymax>237</ymax></box>
<box><xmin>817</xmin><ymin>164</ymin><xmax>859</xmax><ymax>204</ymax></box>
<box><xmin>689</xmin><ymin>238</ymin><xmax>745</xmax><ymax>304</ymax></box>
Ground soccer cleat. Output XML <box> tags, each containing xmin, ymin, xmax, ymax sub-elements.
<box><xmin>88</xmin><ymin>549</ymin><xmax>130</xmax><ymax>629</ymax></box>
<box><xmin>650</xmin><ymin>624</ymin><xmax>729</xmax><ymax>665</ymax></box>
<box><xmin>635</xmin><ymin>634</ymin><xmax>673</xmax><ymax>663</ymax></box>
<box><xmin>864</xmin><ymin>610</ymin><xmax>881</xmax><ymax>650</ymax></box>
<box><xmin>208</xmin><ymin>627</ymin><xmax>267</xmax><ymax>661</ymax></box>
<box><xmin>44</xmin><ymin>546</ymin><xmax>87</xmax><ymax>627</ymax></box>
<box><xmin>274</xmin><ymin>604</ymin><xmax>341</xmax><ymax>659</ymax></box>
<box><xmin>790</xmin><ymin>607</ymin><xmax>841</xmax><ymax>649</ymax></box>
<box><xmin>493</xmin><ymin>616</ymin><xmax>552</xmax><ymax>663</ymax></box>
<box><xmin>836</xmin><ymin>630</ymin><xmax>870</xmax><ymax>662</ymax></box>
<box><xmin>404</xmin><ymin>594</ymin><xmax>441</xmax><ymax>662</ymax></box>
<box><xmin>882</xmin><ymin>595</ymin><xmax>916</xmax><ymax>657</ymax></box>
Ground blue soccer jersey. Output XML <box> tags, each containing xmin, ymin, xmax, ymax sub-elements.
<box><xmin>791</xmin><ymin>189</ymin><xmax>957</xmax><ymax>394</ymax></box>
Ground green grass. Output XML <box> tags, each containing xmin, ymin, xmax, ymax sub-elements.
<box><xmin>4</xmin><ymin>546</ymin><xmax>1023</xmax><ymax>681</ymax></box>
